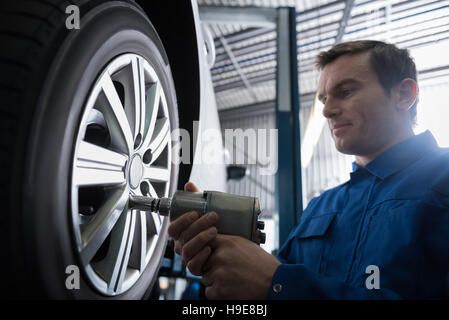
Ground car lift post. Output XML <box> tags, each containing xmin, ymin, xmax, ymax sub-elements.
<box><xmin>275</xmin><ymin>7</ymin><xmax>303</xmax><ymax>247</ymax></box>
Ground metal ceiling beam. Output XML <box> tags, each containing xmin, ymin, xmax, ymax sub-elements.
<box><xmin>397</xmin><ymin>34</ymin><xmax>449</xmax><ymax>50</ymax></box>
<box><xmin>214</xmin><ymin>72</ymin><xmax>275</xmax><ymax>92</ymax></box>
<box><xmin>214</xmin><ymin>65</ymin><xmax>277</xmax><ymax>82</ymax></box>
<box><xmin>336</xmin><ymin>0</ymin><xmax>355</xmax><ymax>42</ymax></box>
<box><xmin>419</xmin><ymin>64</ymin><xmax>449</xmax><ymax>76</ymax></box>
<box><xmin>418</xmin><ymin>64</ymin><xmax>449</xmax><ymax>85</ymax></box>
<box><xmin>199</xmin><ymin>5</ymin><xmax>277</xmax><ymax>28</ymax></box>
<box><xmin>396</xmin><ymin>28</ymin><xmax>449</xmax><ymax>48</ymax></box>
<box><xmin>219</xmin><ymin>36</ymin><xmax>259</xmax><ymax>102</ymax></box>
<box><xmin>218</xmin><ymin>100</ymin><xmax>275</xmax><ymax>121</ymax></box>
<box><xmin>214</xmin><ymin>40</ymin><xmax>276</xmax><ymax>64</ymax></box>
<box><xmin>294</xmin><ymin>0</ymin><xmax>346</xmax><ymax>20</ymax></box>
<box><xmin>213</xmin><ymin>27</ymin><xmax>273</xmax><ymax>48</ymax></box>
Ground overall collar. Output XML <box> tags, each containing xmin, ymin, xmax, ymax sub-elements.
<box><xmin>351</xmin><ymin>130</ymin><xmax>439</xmax><ymax>180</ymax></box>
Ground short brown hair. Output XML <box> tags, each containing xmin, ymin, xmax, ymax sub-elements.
<box><xmin>316</xmin><ymin>40</ymin><xmax>418</xmax><ymax>125</ymax></box>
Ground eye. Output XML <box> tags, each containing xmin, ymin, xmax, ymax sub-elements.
<box><xmin>341</xmin><ymin>89</ymin><xmax>352</xmax><ymax>98</ymax></box>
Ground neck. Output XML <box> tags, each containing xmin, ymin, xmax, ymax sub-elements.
<box><xmin>355</xmin><ymin>126</ymin><xmax>414</xmax><ymax>168</ymax></box>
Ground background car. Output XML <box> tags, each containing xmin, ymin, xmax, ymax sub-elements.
<box><xmin>0</xmin><ymin>0</ymin><xmax>226</xmax><ymax>299</ymax></box>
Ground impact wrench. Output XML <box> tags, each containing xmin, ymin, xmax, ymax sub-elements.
<box><xmin>129</xmin><ymin>190</ymin><xmax>266</xmax><ymax>244</ymax></box>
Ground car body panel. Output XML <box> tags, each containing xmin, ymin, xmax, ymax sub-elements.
<box><xmin>139</xmin><ymin>0</ymin><xmax>226</xmax><ymax>192</ymax></box>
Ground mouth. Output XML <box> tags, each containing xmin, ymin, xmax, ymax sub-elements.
<box><xmin>331</xmin><ymin>123</ymin><xmax>352</xmax><ymax>136</ymax></box>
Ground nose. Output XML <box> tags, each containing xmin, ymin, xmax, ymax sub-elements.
<box><xmin>322</xmin><ymin>98</ymin><xmax>340</xmax><ymax>119</ymax></box>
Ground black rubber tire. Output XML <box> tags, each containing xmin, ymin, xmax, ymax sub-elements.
<box><xmin>0</xmin><ymin>0</ymin><xmax>179</xmax><ymax>299</ymax></box>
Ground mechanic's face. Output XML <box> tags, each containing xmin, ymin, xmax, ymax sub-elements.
<box><xmin>318</xmin><ymin>52</ymin><xmax>406</xmax><ymax>160</ymax></box>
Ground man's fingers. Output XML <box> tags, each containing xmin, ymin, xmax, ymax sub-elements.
<box><xmin>208</xmin><ymin>233</ymin><xmax>227</xmax><ymax>249</ymax></box>
<box><xmin>202</xmin><ymin>269</ymin><xmax>222</xmax><ymax>299</ymax></box>
<box><xmin>187</xmin><ymin>246</ymin><xmax>212</xmax><ymax>276</ymax></box>
<box><xmin>178</xmin><ymin>211</ymin><xmax>217</xmax><ymax>245</ymax></box>
<box><xmin>168</xmin><ymin>210</ymin><xmax>199</xmax><ymax>240</ymax></box>
<box><xmin>182</xmin><ymin>227</ymin><xmax>217</xmax><ymax>264</ymax></box>
<box><xmin>205</xmin><ymin>285</ymin><xmax>216</xmax><ymax>300</ymax></box>
<box><xmin>173</xmin><ymin>211</ymin><xmax>217</xmax><ymax>254</ymax></box>
<box><xmin>184</xmin><ymin>181</ymin><xmax>200</xmax><ymax>192</ymax></box>
<box><xmin>202</xmin><ymin>234</ymin><xmax>229</xmax><ymax>272</ymax></box>
<box><xmin>202</xmin><ymin>266</ymin><xmax>215</xmax><ymax>287</ymax></box>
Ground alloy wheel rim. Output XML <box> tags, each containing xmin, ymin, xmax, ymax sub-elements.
<box><xmin>70</xmin><ymin>53</ymin><xmax>172</xmax><ymax>296</ymax></box>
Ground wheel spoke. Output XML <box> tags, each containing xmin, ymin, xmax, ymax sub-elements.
<box><xmin>74</xmin><ymin>141</ymin><xmax>127</xmax><ymax>186</ymax></box>
<box><xmin>132</xmin><ymin>56</ymin><xmax>146</xmax><ymax>140</ymax></box>
<box><xmin>143</xmin><ymin>166</ymin><xmax>170</xmax><ymax>183</ymax></box>
<box><xmin>114</xmin><ymin>211</ymin><xmax>136</xmax><ymax>293</ymax></box>
<box><xmin>147</xmin><ymin>181</ymin><xmax>158</xmax><ymax>198</ymax></box>
<box><xmin>147</xmin><ymin>117</ymin><xmax>170</xmax><ymax>165</ymax></box>
<box><xmin>94</xmin><ymin>210</ymin><xmax>135</xmax><ymax>294</ymax></box>
<box><xmin>152</xmin><ymin>211</ymin><xmax>162</xmax><ymax>231</ymax></box>
<box><xmin>146</xmin><ymin>211</ymin><xmax>159</xmax><ymax>236</ymax></box>
<box><xmin>99</xmin><ymin>73</ymin><xmax>134</xmax><ymax>154</ymax></box>
<box><xmin>85</xmin><ymin>108</ymin><xmax>106</xmax><ymax>127</ymax></box>
<box><xmin>141</xmin><ymin>81</ymin><xmax>161</xmax><ymax>149</ymax></box>
<box><xmin>80</xmin><ymin>186</ymin><xmax>129</xmax><ymax>266</ymax></box>
<box><xmin>128</xmin><ymin>211</ymin><xmax>147</xmax><ymax>272</ymax></box>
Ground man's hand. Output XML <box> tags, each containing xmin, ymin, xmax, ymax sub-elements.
<box><xmin>167</xmin><ymin>182</ymin><xmax>218</xmax><ymax>275</ymax></box>
<box><xmin>202</xmin><ymin>234</ymin><xmax>281</xmax><ymax>300</ymax></box>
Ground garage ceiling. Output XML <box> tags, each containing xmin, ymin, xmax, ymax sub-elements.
<box><xmin>198</xmin><ymin>0</ymin><xmax>449</xmax><ymax>112</ymax></box>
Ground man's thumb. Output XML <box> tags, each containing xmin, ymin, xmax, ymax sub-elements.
<box><xmin>184</xmin><ymin>182</ymin><xmax>200</xmax><ymax>192</ymax></box>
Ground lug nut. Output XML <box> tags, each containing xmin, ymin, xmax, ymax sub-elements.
<box><xmin>140</xmin><ymin>181</ymin><xmax>150</xmax><ymax>196</ymax></box>
<box><xmin>143</xmin><ymin>149</ymin><xmax>152</xmax><ymax>164</ymax></box>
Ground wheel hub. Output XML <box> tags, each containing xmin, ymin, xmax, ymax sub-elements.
<box><xmin>129</xmin><ymin>154</ymin><xmax>144</xmax><ymax>189</ymax></box>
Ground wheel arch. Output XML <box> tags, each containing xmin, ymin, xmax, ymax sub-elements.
<box><xmin>137</xmin><ymin>0</ymin><xmax>201</xmax><ymax>191</ymax></box>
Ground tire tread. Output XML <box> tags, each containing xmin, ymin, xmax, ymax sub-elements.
<box><xmin>0</xmin><ymin>0</ymin><xmax>86</xmax><ymax>298</ymax></box>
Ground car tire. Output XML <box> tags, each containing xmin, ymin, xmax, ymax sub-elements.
<box><xmin>0</xmin><ymin>0</ymin><xmax>178</xmax><ymax>299</ymax></box>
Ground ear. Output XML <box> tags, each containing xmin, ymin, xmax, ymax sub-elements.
<box><xmin>394</xmin><ymin>78</ymin><xmax>418</xmax><ymax>111</ymax></box>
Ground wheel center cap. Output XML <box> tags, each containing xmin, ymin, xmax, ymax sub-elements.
<box><xmin>129</xmin><ymin>154</ymin><xmax>144</xmax><ymax>189</ymax></box>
